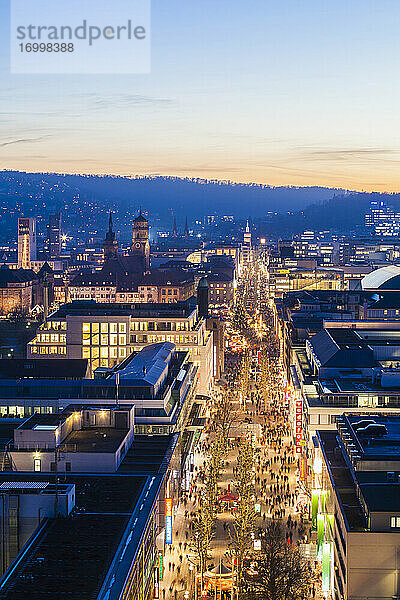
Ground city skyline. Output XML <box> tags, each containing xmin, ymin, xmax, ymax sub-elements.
<box><xmin>1</xmin><ymin>0</ymin><xmax>400</xmax><ymax>191</ymax></box>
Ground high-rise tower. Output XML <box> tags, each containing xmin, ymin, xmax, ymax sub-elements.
<box><xmin>18</xmin><ymin>217</ymin><xmax>36</xmax><ymax>269</ymax></box>
<box><xmin>242</xmin><ymin>220</ymin><xmax>252</xmax><ymax>263</ymax></box>
<box><xmin>46</xmin><ymin>213</ymin><xmax>62</xmax><ymax>259</ymax></box>
<box><xmin>130</xmin><ymin>211</ymin><xmax>150</xmax><ymax>270</ymax></box>
<box><xmin>103</xmin><ymin>212</ymin><xmax>118</xmax><ymax>261</ymax></box>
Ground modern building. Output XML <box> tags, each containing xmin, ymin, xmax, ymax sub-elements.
<box><xmin>314</xmin><ymin>413</ymin><xmax>400</xmax><ymax>600</ymax></box>
<box><xmin>0</xmin><ymin>343</ymin><xmax>205</xmax><ymax>599</ymax></box>
<box><xmin>0</xmin><ymin>428</ymin><xmax>183</xmax><ymax>600</ymax></box>
<box><xmin>287</xmin><ymin>320</ymin><xmax>400</xmax><ymax>457</ymax></box>
<box><xmin>365</xmin><ymin>199</ymin><xmax>400</xmax><ymax>236</ymax></box>
<box><xmin>0</xmin><ymin>342</ymin><xmax>204</xmax><ymax>438</ymax></box>
<box><xmin>46</xmin><ymin>213</ymin><xmax>62</xmax><ymax>260</ymax></box>
<box><xmin>9</xmin><ymin>404</ymin><xmax>135</xmax><ymax>473</ymax></box>
<box><xmin>241</xmin><ymin>221</ymin><xmax>252</xmax><ymax>264</ymax></box>
<box><xmin>17</xmin><ymin>218</ymin><xmax>36</xmax><ymax>269</ymax></box>
<box><xmin>27</xmin><ymin>301</ymin><xmax>214</xmax><ymax>393</ymax></box>
<box><xmin>361</xmin><ymin>265</ymin><xmax>400</xmax><ymax>291</ymax></box>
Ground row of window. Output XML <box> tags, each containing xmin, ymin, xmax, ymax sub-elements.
<box><xmin>37</xmin><ymin>333</ymin><xmax>66</xmax><ymax>343</ymax></box>
<box><xmin>131</xmin><ymin>321</ymin><xmax>191</xmax><ymax>331</ymax></box>
<box><xmin>40</xmin><ymin>321</ymin><xmax>67</xmax><ymax>331</ymax></box>
<box><xmin>83</xmin><ymin>334</ymin><xmax>127</xmax><ymax>346</ymax></box>
<box><xmin>31</xmin><ymin>346</ymin><xmax>67</xmax><ymax>355</ymax></box>
<box><xmin>82</xmin><ymin>347</ymin><xmax>127</xmax><ymax>359</ymax></box>
<box><xmin>131</xmin><ymin>334</ymin><xmax>196</xmax><ymax>344</ymax></box>
<box><xmin>82</xmin><ymin>322</ymin><xmax>127</xmax><ymax>334</ymax></box>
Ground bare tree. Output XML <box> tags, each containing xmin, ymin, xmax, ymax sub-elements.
<box><xmin>212</xmin><ymin>393</ymin><xmax>243</xmax><ymax>445</ymax></box>
<box><xmin>246</xmin><ymin>521</ymin><xmax>312</xmax><ymax>600</ymax></box>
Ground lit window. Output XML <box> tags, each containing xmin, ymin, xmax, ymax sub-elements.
<box><xmin>110</xmin><ymin>323</ymin><xmax>117</xmax><ymax>333</ymax></box>
<box><xmin>119</xmin><ymin>323</ymin><xmax>126</xmax><ymax>333</ymax></box>
<box><xmin>119</xmin><ymin>348</ymin><xmax>127</xmax><ymax>358</ymax></box>
<box><xmin>100</xmin><ymin>347</ymin><xmax>109</xmax><ymax>358</ymax></box>
<box><xmin>101</xmin><ymin>323</ymin><xmax>108</xmax><ymax>333</ymax></box>
<box><xmin>82</xmin><ymin>348</ymin><xmax>90</xmax><ymax>358</ymax></box>
<box><xmin>119</xmin><ymin>335</ymin><xmax>126</xmax><ymax>345</ymax></box>
<box><xmin>34</xmin><ymin>458</ymin><xmax>41</xmax><ymax>472</ymax></box>
<box><xmin>110</xmin><ymin>347</ymin><xmax>118</xmax><ymax>358</ymax></box>
<box><xmin>110</xmin><ymin>334</ymin><xmax>118</xmax><ymax>346</ymax></box>
<box><xmin>391</xmin><ymin>516</ymin><xmax>400</xmax><ymax>528</ymax></box>
<box><xmin>83</xmin><ymin>323</ymin><xmax>90</xmax><ymax>333</ymax></box>
<box><xmin>101</xmin><ymin>334</ymin><xmax>108</xmax><ymax>345</ymax></box>
<box><xmin>92</xmin><ymin>323</ymin><xmax>99</xmax><ymax>334</ymax></box>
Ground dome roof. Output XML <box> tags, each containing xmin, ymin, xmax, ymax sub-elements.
<box><xmin>361</xmin><ymin>265</ymin><xmax>400</xmax><ymax>290</ymax></box>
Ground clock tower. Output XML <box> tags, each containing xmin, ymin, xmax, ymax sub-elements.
<box><xmin>130</xmin><ymin>211</ymin><xmax>150</xmax><ymax>270</ymax></box>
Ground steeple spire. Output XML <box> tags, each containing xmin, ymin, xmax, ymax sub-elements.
<box><xmin>172</xmin><ymin>217</ymin><xmax>178</xmax><ymax>238</ymax></box>
<box><xmin>184</xmin><ymin>217</ymin><xmax>189</xmax><ymax>238</ymax></box>
<box><xmin>245</xmin><ymin>220</ymin><xmax>250</xmax><ymax>233</ymax></box>
<box><xmin>104</xmin><ymin>211</ymin><xmax>118</xmax><ymax>260</ymax></box>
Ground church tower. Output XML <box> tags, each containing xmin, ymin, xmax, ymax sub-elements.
<box><xmin>130</xmin><ymin>210</ymin><xmax>150</xmax><ymax>270</ymax></box>
<box><xmin>103</xmin><ymin>212</ymin><xmax>118</xmax><ymax>261</ymax></box>
<box><xmin>172</xmin><ymin>217</ymin><xmax>178</xmax><ymax>238</ymax></box>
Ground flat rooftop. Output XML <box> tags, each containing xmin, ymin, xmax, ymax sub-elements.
<box><xmin>319</xmin><ymin>377</ymin><xmax>395</xmax><ymax>393</ymax></box>
<box><xmin>17</xmin><ymin>413</ymin><xmax>71</xmax><ymax>430</ymax></box>
<box><xmin>317</xmin><ymin>430</ymin><xmax>367</xmax><ymax>532</ymax></box>
<box><xmin>359</xmin><ymin>483</ymin><xmax>400</xmax><ymax>512</ymax></box>
<box><xmin>343</xmin><ymin>414</ymin><xmax>400</xmax><ymax>459</ymax></box>
<box><xmin>0</xmin><ymin>473</ymin><xmax>146</xmax><ymax>600</ymax></box>
<box><xmin>51</xmin><ymin>300</ymin><xmax>195</xmax><ymax>320</ymax></box>
<box><xmin>0</xmin><ymin>359</ymin><xmax>88</xmax><ymax>380</ymax></box>
<box><xmin>59</xmin><ymin>428</ymin><xmax>129</xmax><ymax>453</ymax></box>
<box><xmin>0</xmin><ymin>434</ymin><xmax>180</xmax><ymax>600</ymax></box>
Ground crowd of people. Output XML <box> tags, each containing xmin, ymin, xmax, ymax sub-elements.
<box><xmin>160</xmin><ymin>271</ymin><xmax>323</xmax><ymax>598</ymax></box>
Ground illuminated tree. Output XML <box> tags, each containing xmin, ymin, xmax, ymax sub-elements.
<box><xmin>232</xmin><ymin>300</ymin><xmax>249</xmax><ymax>331</ymax></box>
<box><xmin>245</xmin><ymin>521</ymin><xmax>312</xmax><ymax>600</ymax></box>
<box><xmin>229</xmin><ymin>440</ymin><xmax>257</xmax><ymax>598</ymax></box>
<box><xmin>190</xmin><ymin>431</ymin><xmax>227</xmax><ymax>592</ymax></box>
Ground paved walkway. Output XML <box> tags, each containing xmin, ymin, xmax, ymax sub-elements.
<box><xmin>160</xmin><ymin>357</ymin><xmax>324</xmax><ymax>599</ymax></box>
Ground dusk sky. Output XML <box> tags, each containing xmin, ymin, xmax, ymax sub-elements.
<box><xmin>1</xmin><ymin>0</ymin><xmax>400</xmax><ymax>191</ymax></box>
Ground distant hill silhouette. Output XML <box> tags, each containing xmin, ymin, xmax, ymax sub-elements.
<box><xmin>0</xmin><ymin>170</ymin><xmax>345</xmax><ymax>218</ymax></box>
<box><xmin>1</xmin><ymin>170</ymin><xmax>400</xmax><ymax>239</ymax></box>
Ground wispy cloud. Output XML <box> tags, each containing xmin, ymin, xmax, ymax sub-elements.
<box><xmin>72</xmin><ymin>93</ymin><xmax>175</xmax><ymax>111</ymax></box>
<box><xmin>297</xmin><ymin>147</ymin><xmax>398</xmax><ymax>161</ymax></box>
<box><xmin>0</xmin><ymin>135</ymin><xmax>52</xmax><ymax>148</ymax></box>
